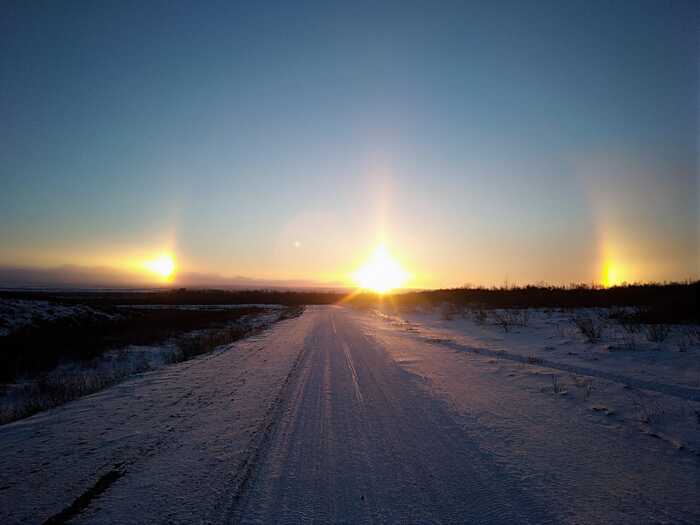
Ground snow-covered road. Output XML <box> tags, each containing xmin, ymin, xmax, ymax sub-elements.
<box><xmin>2</xmin><ymin>306</ymin><xmax>698</xmax><ymax>524</ymax></box>
<box><xmin>232</xmin><ymin>306</ymin><xmax>547</xmax><ymax>524</ymax></box>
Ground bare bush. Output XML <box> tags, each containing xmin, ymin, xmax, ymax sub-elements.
<box><xmin>0</xmin><ymin>367</ymin><xmax>132</xmax><ymax>425</ymax></box>
<box><xmin>572</xmin><ymin>315</ymin><xmax>605</xmax><ymax>343</ymax></box>
<box><xmin>471</xmin><ymin>308</ymin><xmax>488</xmax><ymax>325</ymax></box>
<box><xmin>677</xmin><ymin>336</ymin><xmax>690</xmax><ymax>353</ymax></box>
<box><xmin>520</xmin><ymin>309</ymin><xmax>530</xmax><ymax>327</ymax></box>
<box><xmin>688</xmin><ymin>328</ymin><xmax>700</xmax><ymax>344</ymax></box>
<box><xmin>645</xmin><ymin>324</ymin><xmax>670</xmax><ymax>343</ymax></box>
<box><xmin>174</xmin><ymin>324</ymin><xmax>249</xmax><ymax>362</ymax></box>
<box><xmin>620</xmin><ymin>332</ymin><xmax>638</xmax><ymax>351</ymax></box>
<box><xmin>527</xmin><ymin>354</ymin><xmax>541</xmax><ymax>365</ymax></box>
<box><xmin>491</xmin><ymin>309</ymin><xmax>529</xmax><ymax>332</ymax></box>
<box><xmin>440</xmin><ymin>302</ymin><xmax>459</xmax><ymax>321</ymax></box>
<box><xmin>620</xmin><ymin>320</ymin><xmax>641</xmax><ymax>334</ymax></box>
<box><xmin>572</xmin><ymin>376</ymin><xmax>593</xmax><ymax>399</ymax></box>
<box><xmin>491</xmin><ymin>310</ymin><xmax>511</xmax><ymax>332</ymax></box>
<box><xmin>279</xmin><ymin>306</ymin><xmax>305</xmax><ymax>321</ymax></box>
<box><xmin>554</xmin><ymin>322</ymin><xmax>568</xmax><ymax>338</ymax></box>
<box><xmin>628</xmin><ymin>390</ymin><xmax>665</xmax><ymax>425</ymax></box>
<box><xmin>551</xmin><ymin>375</ymin><xmax>562</xmax><ymax>393</ymax></box>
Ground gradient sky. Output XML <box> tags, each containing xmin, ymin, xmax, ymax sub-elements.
<box><xmin>1</xmin><ymin>1</ymin><xmax>698</xmax><ymax>288</ymax></box>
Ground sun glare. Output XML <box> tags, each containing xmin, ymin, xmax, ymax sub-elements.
<box><xmin>602</xmin><ymin>261</ymin><xmax>624</xmax><ymax>288</ymax></box>
<box><xmin>144</xmin><ymin>254</ymin><xmax>175</xmax><ymax>281</ymax></box>
<box><xmin>354</xmin><ymin>245</ymin><xmax>408</xmax><ymax>293</ymax></box>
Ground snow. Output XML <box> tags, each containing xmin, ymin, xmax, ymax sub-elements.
<box><xmin>1</xmin><ymin>305</ymin><xmax>698</xmax><ymax>523</ymax></box>
<box><xmin>365</xmin><ymin>306</ymin><xmax>700</xmax><ymax>520</ymax></box>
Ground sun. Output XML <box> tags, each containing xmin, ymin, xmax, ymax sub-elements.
<box><xmin>144</xmin><ymin>254</ymin><xmax>175</xmax><ymax>280</ymax></box>
<box><xmin>354</xmin><ymin>245</ymin><xmax>408</xmax><ymax>293</ymax></box>
<box><xmin>602</xmin><ymin>260</ymin><xmax>625</xmax><ymax>288</ymax></box>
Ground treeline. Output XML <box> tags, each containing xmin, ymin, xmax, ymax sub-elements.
<box><xmin>0</xmin><ymin>288</ymin><xmax>345</xmax><ymax>307</ymax></box>
<box><xmin>347</xmin><ymin>281</ymin><xmax>699</xmax><ymax>324</ymax></box>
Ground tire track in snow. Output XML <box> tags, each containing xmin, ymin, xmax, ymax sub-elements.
<box><xmin>224</xmin><ymin>328</ymin><xmax>314</xmax><ymax>522</ymax></box>
<box><xmin>340</xmin><ymin>340</ymin><xmax>364</xmax><ymax>405</ymax></box>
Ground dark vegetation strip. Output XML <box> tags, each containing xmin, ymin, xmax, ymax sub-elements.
<box><xmin>42</xmin><ymin>464</ymin><xmax>126</xmax><ymax>525</ymax></box>
<box><xmin>0</xmin><ymin>288</ymin><xmax>345</xmax><ymax>307</ymax></box>
<box><xmin>3</xmin><ymin>281</ymin><xmax>697</xmax><ymax>320</ymax></box>
<box><xmin>0</xmin><ymin>307</ymin><xmax>265</xmax><ymax>382</ymax></box>
<box><xmin>349</xmin><ymin>281</ymin><xmax>699</xmax><ymax>324</ymax></box>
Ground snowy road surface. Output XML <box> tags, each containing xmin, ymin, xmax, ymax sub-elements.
<box><xmin>1</xmin><ymin>306</ymin><xmax>698</xmax><ymax>524</ymax></box>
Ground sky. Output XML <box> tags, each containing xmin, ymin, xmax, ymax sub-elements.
<box><xmin>1</xmin><ymin>0</ymin><xmax>698</xmax><ymax>289</ymax></box>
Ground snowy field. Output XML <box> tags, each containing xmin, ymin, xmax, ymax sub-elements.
<box><xmin>374</xmin><ymin>305</ymin><xmax>700</xmax><ymax>454</ymax></box>
<box><xmin>1</xmin><ymin>305</ymin><xmax>698</xmax><ymax>523</ymax></box>
<box><xmin>0</xmin><ymin>298</ymin><xmax>120</xmax><ymax>337</ymax></box>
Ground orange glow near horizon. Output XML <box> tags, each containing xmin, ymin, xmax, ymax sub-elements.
<box><xmin>353</xmin><ymin>244</ymin><xmax>408</xmax><ymax>293</ymax></box>
<box><xmin>144</xmin><ymin>254</ymin><xmax>176</xmax><ymax>281</ymax></box>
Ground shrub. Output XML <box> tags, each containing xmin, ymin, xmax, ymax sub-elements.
<box><xmin>440</xmin><ymin>303</ymin><xmax>459</xmax><ymax>321</ymax></box>
<box><xmin>471</xmin><ymin>307</ymin><xmax>488</xmax><ymax>325</ymax></box>
<box><xmin>620</xmin><ymin>332</ymin><xmax>638</xmax><ymax>351</ymax></box>
<box><xmin>645</xmin><ymin>324</ymin><xmax>670</xmax><ymax>343</ymax></box>
<box><xmin>572</xmin><ymin>315</ymin><xmax>605</xmax><ymax>343</ymax></box>
<box><xmin>629</xmin><ymin>391</ymin><xmax>665</xmax><ymax>425</ymax></box>
<box><xmin>551</xmin><ymin>375</ymin><xmax>562</xmax><ymax>393</ymax></box>
<box><xmin>491</xmin><ymin>310</ymin><xmax>511</xmax><ymax>332</ymax></box>
<box><xmin>174</xmin><ymin>324</ymin><xmax>250</xmax><ymax>362</ymax></box>
<box><xmin>491</xmin><ymin>309</ymin><xmax>529</xmax><ymax>332</ymax></box>
<box><xmin>677</xmin><ymin>336</ymin><xmax>690</xmax><ymax>353</ymax></box>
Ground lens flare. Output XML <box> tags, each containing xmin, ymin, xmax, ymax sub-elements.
<box><xmin>354</xmin><ymin>245</ymin><xmax>408</xmax><ymax>293</ymax></box>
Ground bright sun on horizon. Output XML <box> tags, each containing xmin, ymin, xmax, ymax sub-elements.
<box><xmin>354</xmin><ymin>245</ymin><xmax>408</xmax><ymax>294</ymax></box>
<box><xmin>602</xmin><ymin>260</ymin><xmax>626</xmax><ymax>288</ymax></box>
<box><xmin>144</xmin><ymin>254</ymin><xmax>176</xmax><ymax>281</ymax></box>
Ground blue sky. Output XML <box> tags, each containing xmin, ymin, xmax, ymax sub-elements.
<box><xmin>1</xmin><ymin>1</ymin><xmax>697</xmax><ymax>287</ymax></box>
